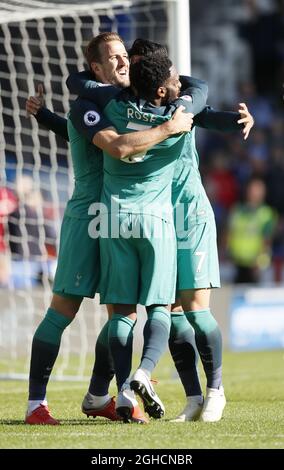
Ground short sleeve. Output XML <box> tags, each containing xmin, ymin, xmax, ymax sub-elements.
<box><xmin>69</xmin><ymin>98</ymin><xmax>113</xmax><ymax>142</ymax></box>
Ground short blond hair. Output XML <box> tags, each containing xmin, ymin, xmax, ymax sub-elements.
<box><xmin>85</xmin><ymin>32</ymin><xmax>124</xmax><ymax>68</ymax></box>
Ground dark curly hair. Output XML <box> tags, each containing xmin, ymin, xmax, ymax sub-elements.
<box><xmin>130</xmin><ymin>55</ymin><xmax>172</xmax><ymax>101</ymax></box>
<box><xmin>128</xmin><ymin>38</ymin><xmax>168</xmax><ymax>59</ymax></box>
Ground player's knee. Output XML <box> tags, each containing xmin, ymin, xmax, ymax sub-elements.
<box><xmin>106</xmin><ymin>304</ymin><xmax>114</xmax><ymax>318</ymax></box>
<box><xmin>180</xmin><ymin>288</ymin><xmax>210</xmax><ymax>311</ymax></box>
<box><xmin>50</xmin><ymin>293</ymin><xmax>82</xmax><ymax>318</ymax></box>
<box><xmin>171</xmin><ymin>298</ymin><xmax>182</xmax><ymax>312</ymax></box>
<box><xmin>146</xmin><ymin>304</ymin><xmax>171</xmax><ymax>313</ymax></box>
<box><xmin>112</xmin><ymin>304</ymin><xmax>136</xmax><ymax>318</ymax></box>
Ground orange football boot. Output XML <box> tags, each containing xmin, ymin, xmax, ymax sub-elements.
<box><xmin>25</xmin><ymin>404</ymin><xmax>60</xmax><ymax>425</ymax></box>
<box><xmin>82</xmin><ymin>396</ymin><xmax>121</xmax><ymax>421</ymax></box>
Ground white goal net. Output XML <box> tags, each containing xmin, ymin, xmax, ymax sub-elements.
<box><xmin>0</xmin><ymin>0</ymin><xmax>190</xmax><ymax>380</ymax></box>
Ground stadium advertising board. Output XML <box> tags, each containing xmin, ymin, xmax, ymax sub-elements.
<box><xmin>230</xmin><ymin>287</ymin><xmax>284</xmax><ymax>350</ymax></box>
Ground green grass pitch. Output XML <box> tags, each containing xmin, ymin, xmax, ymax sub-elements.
<box><xmin>0</xmin><ymin>350</ymin><xmax>283</xmax><ymax>449</ymax></box>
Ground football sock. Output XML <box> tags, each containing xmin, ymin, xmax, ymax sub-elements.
<box><xmin>85</xmin><ymin>392</ymin><xmax>111</xmax><ymax>408</ymax></box>
<box><xmin>185</xmin><ymin>309</ymin><xmax>222</xmax><ymax>389</ymax></box>
<box><xmin>88</xmin><ymin>320</ymin><xmax>115</xmax><ymax>396</ymax></box>
<box><xmin>27</xmin><ymin>399</ymin><xmax>48</xmax><ymax>415</ymax></box>
<box><xmin>139</xmin><ymin>306</ymin><xmax>171</xmax><ymax>374</ymax></box>
<box><xmin>169</xmin><ymin>313</ymin><xmax>202</xmax><ymax>396</ymax></box>
<box><xmin>108</xmin><ymin>314</ymin><xmax>135</xmax><ymax>391</ymax></box>
<box><xmin>28</xmin><ymin>308</ymin><xmax>72</xmax><ymax>401</ymax></box>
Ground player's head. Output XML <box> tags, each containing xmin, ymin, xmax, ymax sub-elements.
<box><xmin>85</xmin><ymin>32</ymin><xmax>130</xmax><ymax>87</ymax></box>
<box><xmin>246</xmin><ymin>177</ymin><xmax>267</xmax><ymax>207</ymax></box>
<box><xmin>130</xmin><ymin>55</ymin><xmax>181</xmax><ymax>104</ymax></box>
<box><xmin>128</xmin><ymin>38</ymin><xmax>168</xmax><ymax>64</ymax></box>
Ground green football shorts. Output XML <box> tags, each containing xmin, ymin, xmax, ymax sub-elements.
<box><xmin>176</xmin><ymin>209</ymin><xmax>221</xmax><ymax>291</ymax></box>
<box><xmin>99</xmin><ymin>212</ymin><xmax>177</xmax><ymax>306</ymax></box>
<box><xmin>53</xmin><ymin>214</ymin><xmax>100</xmax><ymax>298</ymax></box>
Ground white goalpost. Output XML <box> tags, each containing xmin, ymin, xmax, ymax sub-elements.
<box><xmin>168</xmin><ymin>0</ymin><xmax>191</xmax><ymax>75</ymax></box>
<box><xmin>0</xmin><ymin>0</ymin><xmax>191</xmax><ymax>381</ymax></box>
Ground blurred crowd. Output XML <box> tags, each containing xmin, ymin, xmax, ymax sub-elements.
<box><xmin>198</xmin><ymin>0</ymin><xmax>284</xmax><ymax>284</ymax></box>
<box><xmin>0</xmin><ymin>175</ymin><xmax>57</xmax><ymax>288</ymax></box>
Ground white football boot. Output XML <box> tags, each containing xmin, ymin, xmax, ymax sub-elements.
<box><xmin>116</xmin><ymin>382</ymin><xmax>148</xmax><ymax>424</ymax></box>
<box><xmin>130</xmin><ymin>368</ymin><xmax>165</xmax><ymax>419</ymax></box>
<box><xmin>170</xmin><ymin>395</ymin><xmax>204</xmax><ymax>422</ymax></box>
<box><xmin>200</xmin><ymin>386</ymin><xmax>226</xmax><ymax>422</ymax></box>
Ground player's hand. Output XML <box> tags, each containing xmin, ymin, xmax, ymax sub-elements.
<box><xmin>26</xmin><ymin>83</ymin><xmax>44</xmax><ymax>117</ymax></box>
<box><xmin>170</xmin><ymin>105</ymin><xmax>194</xmax><ymax>134</ymax></box>
<box><xmin>237</xmin><ymin>102</ymin><xmax>254</xmax><ymax>140</ymax></box>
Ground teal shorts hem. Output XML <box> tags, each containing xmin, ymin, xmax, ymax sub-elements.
<box><xmin>52</xmin><ymin>288</ymin><xmax>96</xmax><ymax>299</ymax></box>
<box><xmin>99</xmin><ymin>295</ymin><xmax>175</xmax><ymax>306</ymax></box>
<box><xmin>177</xmin><ymin>282</ymin><xmax>221</xmax><ymax>291</ymax></box>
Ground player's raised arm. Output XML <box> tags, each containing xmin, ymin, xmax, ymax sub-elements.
<box><xmin>70</xmin><ymin>98</ymin><xmax>193</xmax><ymax>160</ymax></box>
<box><xmin>93</xmin><ymin>106</ymin><xmax>193</xmax><ymax>159</ymax></box>
<box><xmin>237</xmin><ymin>103</ymin><xmax>254</xmax><ymax>140</ymax></box>
<box><xmin>26</xmin><ymin>84</ymin><xmax>69</xmax><ymax>141</ymax></box>
<box><xmin>194</xmin><ymin>103</ymin><xmax>254</xmax><ymax>139</ymax></box>
<box><xmin>179</xmin><ymin>75</ymin><xmax>208</xmax><ymax>115</ymax></box>
<box><xmin>26</xmin><ymin>83</ymin><xmax>44</xmax><ymax>116</ymax></box>
<box><xmin>66</xmin><ymin>70</ymin><xmax>100</xmax><ymax>94</ymax></box>
<box><xmin>66</xmin><ymin>72</ymin><xmax>120</xmax><ymax>109</ymax></box>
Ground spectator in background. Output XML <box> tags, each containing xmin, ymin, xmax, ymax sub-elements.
<box><xmin>226</xmin><ymin>177</ymin><xmax>277</xmax><ymax>283</ymax></box>
<box><xmin>204</xmin><ymin>151</ymin><xmax>239</xmax><ymax>235</ymax></box>
<box><xmin>8</xmin><ymin>175</ymin><xmax>57</xmax><ymax>286</ymax></box>
<box><xmin>0</xmin><ymin>186</ymin><xmax>17</xmax><ymax>286</ymax></box>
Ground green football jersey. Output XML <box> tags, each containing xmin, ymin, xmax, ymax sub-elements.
<box><xmin>66</xmin><ymin>102</ymin><xmax>112</xmax><ymax>219</ymax></box>
<box><xmin>68</xmin><ymin>77</ymin><xmax>208</xmax><ymax>222</ymax></box>
<box><xmin>172</xmin><ymin>107</ymin><xmax>242</xmax><ymax>218</ymax></box>
<box><xmin>102</xmin><ymin>98</ymin><xmax>189</xmax><ymax>221</ymax></box>
<box><xmin>70</xmin><ymin>94</ymin><xmax>196</xmax><ymax>221</ymax></box>
<box><xmin>67</xmin><ymin>73</ymin><xmax>240</xmax><ymax>223</ymax></box>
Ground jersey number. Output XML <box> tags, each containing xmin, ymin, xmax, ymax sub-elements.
<box><xmin>195</xmin><ymin>251</ymin><xmax>206</xmax><ymax>273</ymax></box>
<box><xmin>121</xmin><ymin>121</ymin><xmax>150</xmax><ymax>163</ymax></box>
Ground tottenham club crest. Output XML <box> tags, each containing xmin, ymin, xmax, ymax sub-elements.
<box><xmin>84</xmin><ymin>110</ymin><xmax>101</xmax><ymax>126</ymax></box>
